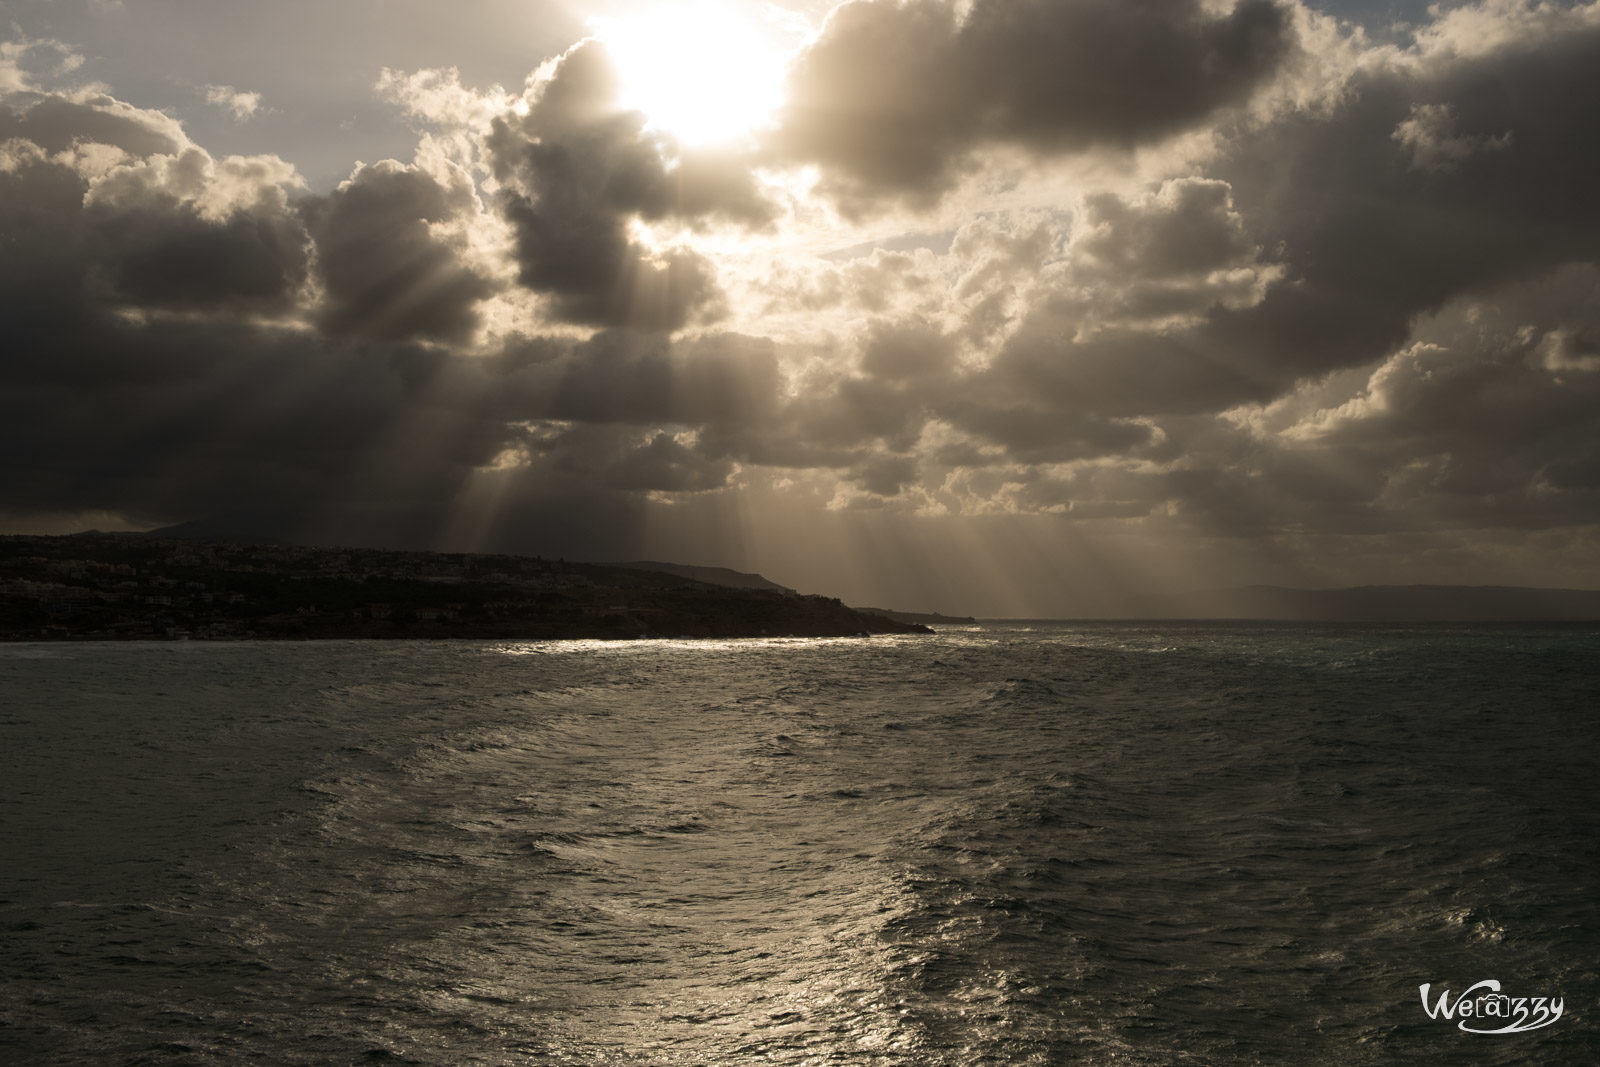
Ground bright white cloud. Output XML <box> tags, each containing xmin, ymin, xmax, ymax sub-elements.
<box><xmin>203</xmin><ymin>84</ymin><xmax>264</xmax><ymax>121</ymax></box>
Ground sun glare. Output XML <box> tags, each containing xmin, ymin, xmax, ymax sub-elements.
<box><xmin>592</xmin><ymin>2</ymin><xmax>797</xmax><ymax>145</ymax></box>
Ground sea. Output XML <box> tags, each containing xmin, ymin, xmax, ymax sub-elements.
<box><xmin>2</xmin><ymin>622</ymin><xmax>1596</xmax><ymax>1065</ymax></box>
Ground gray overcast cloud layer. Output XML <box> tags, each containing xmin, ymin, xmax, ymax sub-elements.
<box><xmin>4</xmin><ymin>0</ymin><xmax>1600</xmax><ymax>611</ymax></box>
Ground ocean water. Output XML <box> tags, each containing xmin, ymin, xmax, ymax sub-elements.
<box><xmin>1</xmin><ymin>623</ymin><xmax>1596</xmax><ymax>1065</ymax></box>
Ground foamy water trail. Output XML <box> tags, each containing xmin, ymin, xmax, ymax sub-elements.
<box><xmin>3</xmin><ymin>625</ymin><xmax>1596</xmax><ymax>1064</ymax></box>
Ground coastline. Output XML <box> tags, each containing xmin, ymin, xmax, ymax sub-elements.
<box><xmin>0</xmin><ymin>533</ymin><xmax>929</xmax><ymax>642</ymax></box>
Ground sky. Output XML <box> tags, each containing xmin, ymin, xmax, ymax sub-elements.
<box><xmin>4</xmin><ymin>0</ymin><xmax>1600</xmax><ymax>615</ymax></box>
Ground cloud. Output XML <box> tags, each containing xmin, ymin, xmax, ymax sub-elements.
<box><xmin>489</xmin><ymin>329</ymin><xmax>785</xmax><ymax>428</ymax></box>
<box><xmin>0</xmin><ymin>36</ymin><xmax>84</xmax><ymax>94</ymax></box>
<box><xmin>304</xmin><ymin>159</ymin><xmax>500</xmax><ymax>344</ymax></box>
<box><xmin>541</xmin><ymin>426</ymin><xmax>736</xmax><ymax>493</ymax></box>
<box><xmin>7</xmin><ymin>1</ymin><xmax>1600</xmax><ymax>600</ymax></box>
<box><xmin>377</xmin><ymin>66</ymin><xmax>508</xmax><ymax>130</ymax></box>
<box><xmin>0</xmin><ymin>84</ymin><xmax>502</xmax><ymax>535</ymax></box>
<box><xmin>0</xmin><ymin>71</ymin><xmax>782</xmax><ymax>536</ymax></box>
<box><xmin>858</xmin><ymin>317</ymin><xmax>958</xmax><ymax>380</ymax></box>
<box><xmin>948</xmin><ymin>7</ymin><xmax>1600</xmax><ymax>433</ymax></box>
<box><xmin>1196</xmin><ymin>7</ymin><xmax>1600</xmax><ymax>388</ymax></box>
<box><xmin>85</xmin><ymin>149</ymin><xmax>311</xmax><ymax>313</ymax></box>
<box><xmin>1267</xmin><ymin>264</ymin><xmax>1600</xmax><ymax>526</ymax></box>
<box><xmin>1390</xmin><ymin>102</ymin><xmax>1512</xmax><ymax>172</ymax></box>
<box><xmin>0</xmin><ymin>92</ymin><xmax>186</xmax><ymax>158</ymax></box>
<box><xmin>773</xmin><ymin>0</ymin><xmax>1295</xmax><ymax>207</ymax></box>
<box><xmin>203</xmin><ymin>84</ymin><xmax>263</xmax><ymax>121</ymax></box>
<box><xmin>0</xmin><ymin>95</ymin><xmax>309</xmax><ymax>335</ymax></box>
<box><xmin>953</xmin><ymin>179</ymin><xmax>1284</xmax><ymax>419</ymax></box>
<box><xmin>485</xmin><ymin>39</ymin><xmax>773</xmax><ymax>331</ymax></box>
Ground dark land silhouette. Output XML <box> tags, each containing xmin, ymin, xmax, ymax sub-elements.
<box><xmin>0</xmin><ymin>534</ymin><xmax>928</xmax><ymax>641</ymax></box>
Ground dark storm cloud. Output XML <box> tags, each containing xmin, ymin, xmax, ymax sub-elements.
<box><xmin>1273</xmin><ymin>266</ymin><xmax>1600</xmax><ymax>529</ymax></box>
<box><xmin>1197</xmin><ymin>17</ymin><xmax>1600</xmax><ymax>391</ymax></box>
<box><xmin>940</xmin><ymin>401</ymin><xmax>1158</xmax><ymax>465</ymax></box>
<box><xmin>1071</xmin><ymin>179</ymin><xmax>1259</xmax><ymax>284</ymax></box>
<box><xmin>0</xmin><ymin>299</ymin><xmax>774</xmax><ymax>538</ymax></box>
<box><xmin>530</xmin><ymin>425</ymin><xmax>736</xmax><ymax>493</ymax></box>
<box><xmin>0</xmin><ymin>141</ymin><xmax>100</xmax><ymax>335</ymax></box>
<box><xmin>490</xmin><ymin>330</ymin><xmax>785</xmax><ymax>428</ymax></box>
<box><xmin>1017</xmin><ymin>262</ymin><xmax>1600</xmax><ymax>539</ymax></box>
<box><xmin>681</xmin><ymin>338</ymin><xmax>950</xmax><ymax>478</ymax></box>
<box><xmin>985</xmin><ymin>16</ymin><xmax>1600</xmax><ymax>426</ymax></box>
<box><xmin>1</xmin><ymin>97</ymin><xmax>173</xmax><ymax>328</ymax></box>
<box><xmin>95</xmin><ymin>202</ymin><xmax>307</xmax><ymax>312</ymax></box>
<box><xmin>754</xmin><ymin>4</ymin><xmax>1600</xmax><ymax>519</ymax></box>
<box><xmin>0</xmin><ymin>103</ymin><xmax>310</xmax><ymax>357</ymax></box>
<box><xmin>305</xmin><ymin>159</ymin><xmax>498</xmax><ymax>344</ymax></box>
<box><xmin>603</xmin><ymin>431</ymin><xmax>735</xmax><ymax>493</ymax></box>
<box><xmin>858</xmin><ymin>318</ymin><xmax>958</xmax><ymax>380</ymax></box>
<box><xmin>774</xmin><ymin>0</ymin><xmax>1294</xmax><ymax>205</ymax></box>
<box><xmin>486</xmin><ymin>39</ymin><xmax>773</xmax><ymax>330</ymax></box>
<box><xmin>9</xmin><ymin>1</ymin><xmax>1600</xmax><ymax>564</ymax></box>
<box><xmin>850</xmin><ymin>452</ymin><xmax>921</xmax><ymax>496</ymax></box>
<box><xmin>0</xmin><ymin>74</ymin><xmax>786</xmax><ymax>532</ymax></box>
<box><xmin>0</xmin><ymin>315</ymin><xmax>505</xmax><ymax>529</ymax></box>
<box><xmin>991</xmin><ymin>322</ymin><xmax>1270</xmax><ymax>416</ymax></box>
<box><xmin>0</xmin><ymin>90</ymin><xmax>510</xmax><ymax>535</ymax></box>
<box><xmin>1002</xmin><ymin>463</ymin><xmax>1171</xmax><ymax>517</ymax></box>
<box><xmin>681</xmin><ymin>317</ymin><xmax>1161</xmax><ymax>494</ymax></box>
<box><xmin>981</xmin><ymin>178</ymin><xmax>1282</xmax><ymax>416</ymax></box>
<box><xmin>87</xmin><ymin>152</ymin><xmax>310</xmax><ymax>313</ymax></box>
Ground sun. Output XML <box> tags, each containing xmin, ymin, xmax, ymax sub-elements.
<box><xmin>591</xmin><ymin>2</ymin><xmax>799</xmax><ymax>146</ymax></box>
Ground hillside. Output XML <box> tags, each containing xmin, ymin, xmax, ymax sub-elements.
<box><xmin>0</xmin><ymin>534</ymin><xmax>929</xmax><ymax>641</ymax></box>
<box><xmin>617</xmin><ymin>561</ymin><xmax>796</xmax><ymax>594</ymax></box>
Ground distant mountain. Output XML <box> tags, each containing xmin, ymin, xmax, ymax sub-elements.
<box><xmin>1133</xmin><ymin>584</ymin><xmax>1600</xmax><ymax>622</ymax></box>
<box><xmin>617</xmin><ymin>561</ymin><xmax>796</xmax><ymax>595</ymax></box>
<box><xmin>851</xmin><ymin>607</ymin><xmax>977</xmax><ymax>626</ymax></box>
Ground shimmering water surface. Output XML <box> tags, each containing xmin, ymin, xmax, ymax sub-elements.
<box><xmin>2</xmin><ymin>623</ymin><xmax>1596</xmax><ymax>1064</ymax></box>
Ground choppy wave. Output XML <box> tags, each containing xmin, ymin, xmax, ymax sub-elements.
<box><xmin>2</xmin><ymin>624</ymin><xmax>1596</xmax><ymax>1064</ymax></box>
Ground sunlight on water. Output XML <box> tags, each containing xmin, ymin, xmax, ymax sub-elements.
<box><xmin>2</xmin><ymin>624</ymin><xmax>1596</xmax><ymax>1064</ymax></box>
